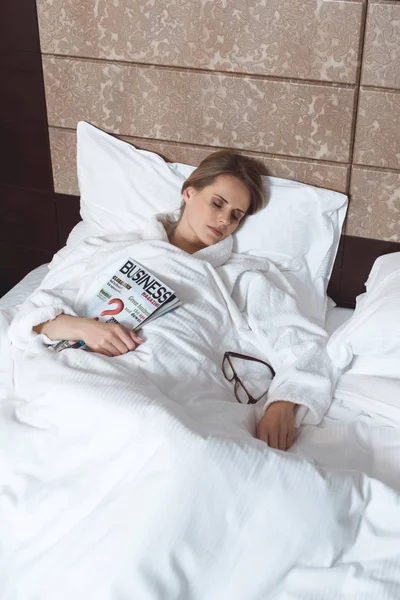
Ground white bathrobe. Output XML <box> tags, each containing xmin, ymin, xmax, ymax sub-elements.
<box><xmin>7</xmin><ymin>214</ymin><xmax>336</xmax><ymax>425</ymax></box>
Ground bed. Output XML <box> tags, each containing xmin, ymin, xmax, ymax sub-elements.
<box><xmin>2</xmin><ymin>255</ymin><xmax>400</xmax><ymax>599</ymax></box>
<box><xmin>1</xmin><ymin>125</ymin><xmax>400</xmax><ymax>599</ymax></box>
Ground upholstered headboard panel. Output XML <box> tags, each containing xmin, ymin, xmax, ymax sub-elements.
<box><xmin>4</xmin><ymin>1</ymin><xmax>398</xmax><ymax>304</ymax></box>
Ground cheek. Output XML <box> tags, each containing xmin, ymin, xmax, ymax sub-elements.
<box><xmin>227</xmin><ymin>220</ymin><xmax>240</xmax><ymax>234</ymax></box>
<box><xmin>189</xmin><ymin>196</ymin><xmax>209</xmax><ymax>218</ymax></box>
<box><xmin>195</xmin><ymin>201</ymin><xmax>214</xmax><ymax>223</ymax></box>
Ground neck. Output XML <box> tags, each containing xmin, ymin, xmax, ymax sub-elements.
<box><xmin>168</xmin><ymin>220</ymin><xmax>207</xmax><ymax>255</ymax></box>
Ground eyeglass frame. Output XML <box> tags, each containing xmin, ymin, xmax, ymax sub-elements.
<box><xmin>222</xmin><ymin>351</ymin><xmax>276</xmax><ymax>405</ymax></box>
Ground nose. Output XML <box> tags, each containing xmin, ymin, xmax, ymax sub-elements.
<box><xmin>218</xmin><ymin>208</ymin><xmax>230</xmax><ymax>226</ymax></box>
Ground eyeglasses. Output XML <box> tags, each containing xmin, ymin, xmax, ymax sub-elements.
<box><xmin>222</xmin><ymin>351</ymin><xmax>276</xmax><ymax>405</ymax></box>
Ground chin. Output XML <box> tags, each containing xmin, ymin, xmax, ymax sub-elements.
<box><xmin>193</xmin><ymin>230</ymin><xmax>215</xmax><ymax>248</ymax></box>
<box><xmin>200</xmin><ymin>237</ymin><xmax>215</xmax><ymax>248</ymax></box>
<box><xmin>204</xmin><ymin>227</ymin><xmax>225</xmax><ymax>246</ymax></box>
<box><xmin>192</xmin><ymin>224</ymin><xmax>224</xmax><ymax>248</ymax></box>
<box><xmin>204</xmin><ymin>235</ymin><xmax>222</xmax><ymax>247</ymax></box>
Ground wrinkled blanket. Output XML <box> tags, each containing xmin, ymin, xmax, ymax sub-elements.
<box><xmin>1</xmin><ymin>218</ymin><xmax>400</xmax><ymax>599</ymax></box>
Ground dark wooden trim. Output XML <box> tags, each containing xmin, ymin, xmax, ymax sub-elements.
<box><xmin>335</xmin><ymin>235</ymin><xmax>400</xmax><ymax>308</ymax></box>
<box><xmin>55</xmin><ymin>194</ymin><xmax>81</xmax><ymax>247</ymax></box>
<box><xmin>0</xmin><ymin>244</ymin><xmax>54</xmax><ymax>297</ymax></box>
<box><xmin>0</xmin><ymin>185</ymin><xmax>58</xmax><ymax>251</ymax></box>
<box><xmin>1</xmin><ymin>51</ymin><xmax>50</xmax><ymax>125</ymax></box>
<box><xmin>0</xmin><ymin>0</ymin><xmax>57</xmax><ymax>296</ymax></box>
<box><xmin>0</xmin><ymin>0</ymin><xmax>41</xmax><ymax>53</ymax></box>
<box><xmin>327</xmin><ymin>235</ymin><xmax>345</xmax><ymax>304</ymax></box>
<box><xmin>0</xmin><ymin>120</ymin><xmax>53</xmax><ymax>191</ymax></box>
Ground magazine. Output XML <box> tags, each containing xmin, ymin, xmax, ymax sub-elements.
<box><xmin>53</xmin><ymin>258</ymin><xmax>181</xmax><ymax>352</ymax></box>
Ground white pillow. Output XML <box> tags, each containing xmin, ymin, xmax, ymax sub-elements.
<box><xmin>77</xmin><ymin>121</ymin><xmax>347</xmax><ymax>276</ymax></box>
<box><xmin>327</xmin><ymin>252</ymin><xmax>400</xmax><ymax>378</ymax></box>
<box><xmin>59</xmin><ymin>121</ymin><xmax>348</xmax><ymax>323</ymax></box>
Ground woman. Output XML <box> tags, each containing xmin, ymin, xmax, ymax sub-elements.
<box><xmin>27</xmin><ymin>151</ymin><xmax>333</xmax><ymax>451</ymax></box>
<box><xmin>33</xmin><ymin>151</ymin><xmax>263</xmax><ymax>350</ymax></box>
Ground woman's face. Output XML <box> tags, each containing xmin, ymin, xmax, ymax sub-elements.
<box><xmin>181</xmin><ymin>174</ymin><xmax>251</xmax><ymax>249</ymax></box>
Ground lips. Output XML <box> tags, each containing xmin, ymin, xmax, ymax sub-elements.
<box><xmin>208</xmin><ymin>226</ymin><xmax>223</xmax><ymax>237</ymax></box>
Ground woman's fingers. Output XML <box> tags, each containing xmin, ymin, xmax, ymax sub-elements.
<box><xmin>109</xmin><ymin>333</ymin><xmax>130</xmax><ymax>355</ymax></box>
<box><xmin>95</xmin><ymin>346</ymin><xmax>113</xmax><ymax>357</ymax></box>
<box><xmin>278</xmin><ymin>414</ymin><xmax>296</xmax><ymax>450</ymax></box>
<box><xmin>285</xmin><ymin>412</ymin><xmax>296</xmax><ymax>450</ymax></box>
<box><xmin>103</xmin><ymin>340</ymin><xmax>123</xmax><ymax>357</ymax></box>
<box><xmin>130</xmin><ymin>331</ymin><xmax>143</xmax><ymax>345</ymax></box>
<box><xmin>114</xmin><ymin>329</ymin><xmax>136</xmax><ymax>352</ymax></box>
<box><xmin>256</xmin><ymin>421</ymin><xmax>266</xmax><ymax>443</ymax></box>
<box><xmin>268</xmin><ymin>429</ymin><xmax>279</xmax><ymax>449</ymax></box>
<box><xmin>286</xmin><ymin>426</ymin><xmax>295</xmax><ymax>450</ymax></box>
<box><xmin>278</xmin><ymin>424</ymin><xmax>288</xmax><ymax>451</ymax></box>
<box><xmin>256</xmin><ymin>402</ymin><xmax>296</xmax><ymax>451</ymax></box>
<box><xmin>82</xmin><ymin>322</ymin><xmax>143</xmax><ymax>356</ymax></box>
<box><xmin>112</xmin><ymin>325</ymin><xmax>143</xmax><ymax>352</ymax></box>
<box><xmin>105</xmin><ymin>325</ymin><xmax>142</xmax><ymax>354</ymax></box>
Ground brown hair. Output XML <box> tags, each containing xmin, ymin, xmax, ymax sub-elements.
<box><xmin>181</xmin><ymin>150</ymin><xmax>266</xmax><ymax>217</ymax></box>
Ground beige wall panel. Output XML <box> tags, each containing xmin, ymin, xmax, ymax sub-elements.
<box><xmin>353</xmin><ymin>88</ymin><xmax>400</xmax><ymax>169</ymax></box>
<box><xmin>49</xmin><ymin>128</ymin><xmax>78</xmax><ymax>196</ymax></box>
<box><xmin>36</xmin><ymin>0</ymin><xmax>363</xmax><ymax>83</ymax></box>
<box><xmin>43</xmin><ymin>56</ymin><xmax>355</xmax><ymax>163</ymax></box>
<box><xmin>347</xmin><ymin>166</ymin><xmax>400</xmax><ymax>241</ymax></box>
<box><xmin>49</xmin><ymin>127</ymin><xmax>348</xmax><ymax>196</ymax></box>
<box><xmin>361</xmin><ymin>1</ymin><xmax>400</xmax><ymax>89</ymax></box>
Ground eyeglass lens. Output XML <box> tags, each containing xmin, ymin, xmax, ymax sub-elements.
<box><xmin>222</xmin><ymin>356</ymin><xmax>235</xmax><ymax>381</ymax></box>
<box><xmin>234</xmin><ymin>379</ymin><xmax>251</xmax><ymax>404</ymax></box>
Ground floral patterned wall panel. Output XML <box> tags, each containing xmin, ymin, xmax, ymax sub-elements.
<box><xmin>36</xmin><ymin>0</ymin><xmax>400</xmax><ymax>242</ymax></box>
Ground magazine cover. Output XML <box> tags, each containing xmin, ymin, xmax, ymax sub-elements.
<box><xmin>53</xmin><ymin>258</ymin><xmax>180</xmax><ymax>351</ymax></box>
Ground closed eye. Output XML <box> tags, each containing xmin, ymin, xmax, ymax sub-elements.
<box><xmin>212</xmin><ymin>197</ymin><xmax>243</xmax><ymax>223</ymax></box>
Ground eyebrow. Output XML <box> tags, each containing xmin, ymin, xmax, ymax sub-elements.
<box><xmin>214</xmin><ymin>194</ymin><xmax>245</xmax><ymax>214</ymax></box>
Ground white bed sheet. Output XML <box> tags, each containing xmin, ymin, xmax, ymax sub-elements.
<box><xmin>325</xmin><ymin>305</ymin><xmax>354</xmax><ymax>335</ymax></box>
<box><xmin>0</xmin><ymin>264</ymin><xmax>49</xmax><ymax>309</ymax></box>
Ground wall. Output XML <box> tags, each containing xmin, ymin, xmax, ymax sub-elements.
<box><xmin>1</xmin><ymin>1</ymin><xmax>399</xmax><ymax>303</ymax></box>
<box><xmin>0</xmin><ymin>0</ymin><xmax>79</xmax><ymax>296</ymax></box>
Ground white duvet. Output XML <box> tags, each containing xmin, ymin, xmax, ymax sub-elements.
<box><xmin>1</xmin><ymin>217</ymin><xmax>400</xmax><ymax>600</ymax></box>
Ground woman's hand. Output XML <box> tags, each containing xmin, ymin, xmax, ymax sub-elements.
<box><xmin>34</xmin><ymin>315</ymin><xmax>143</xmax><ymax>357</ymax></box>
<box><xmin>78</xmin><ymin>319</ymin><xmax>143</xmax><ymax>357</ymax></box>
<box><xmin>256</xmin><ymin>401</ymin><xmax>296</xmax><ymax>451</ymax></box>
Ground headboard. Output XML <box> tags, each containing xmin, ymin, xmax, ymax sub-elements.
<box><xmin>1</xmin><ymin>1</ymin><xmax>399</xmax><ymax>305</ymax></box>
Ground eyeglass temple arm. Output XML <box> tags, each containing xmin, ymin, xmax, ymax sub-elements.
<box><xmin>225</xmin><ymin>351</ymin><xmax>276</xmax><ymax>376</ymax></box>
